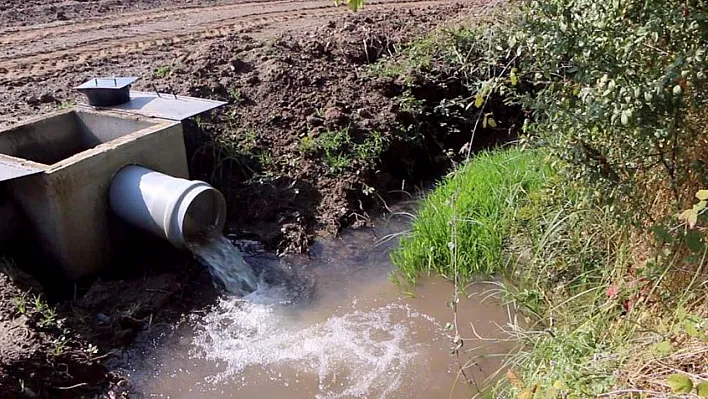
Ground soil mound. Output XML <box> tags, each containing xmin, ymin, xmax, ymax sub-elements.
<box><xmin>157</xmin><ymin>3</ymin><xmax>471</xmax><ymax>251</ymax></box>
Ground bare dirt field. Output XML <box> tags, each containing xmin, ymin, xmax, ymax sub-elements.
<box><xmin>0</xmin><ymin>0</ymin><xmax>491</xmax><ymax>397</ymax></box>
<box><xmin>0</xmin><ymin>0</ymin><xmax>472</xmax><ymax>126</ymax></box>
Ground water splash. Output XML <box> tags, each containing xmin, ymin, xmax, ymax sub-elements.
<box><xmin>189</xmin><ymin>236</ymin><xmax>259</xmax><ymax>296</ymax></box>
<box><xmin>191</xmin><ymin>297</ymin><xmax>427</xmax><ymax>399</ymax></box>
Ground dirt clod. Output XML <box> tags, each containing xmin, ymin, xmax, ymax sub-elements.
<box><xmin>323</xmin><ymin>107</ymin><xmax>347</xmax><ymax>126</ymax></box>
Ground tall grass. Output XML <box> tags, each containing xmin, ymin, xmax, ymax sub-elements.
<box><xmin>495</xmin><ymin>186</ymin><xmax>634</xmax><ymax>396</ymax></box>
<box><xmin>391</xmin><ymin>147</ymin><xmax>551</xmax><ymax>282</ymax></box>
<box><xmin>494</xmin><ymin>181</ymin><xmax>708</xmax><ymax>398</ymax></box>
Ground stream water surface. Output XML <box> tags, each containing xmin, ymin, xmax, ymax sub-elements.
<box><xmin>112</xmin><ymin>214</ymin><xmax>515</xmax><ymax>398</ymax></box>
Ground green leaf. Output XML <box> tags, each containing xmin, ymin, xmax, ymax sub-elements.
<box><xmin>684</xmin><ymin>320</ymin><xmax>701</xmax><ymax>338</ymax></box>
<box><xmin>620</xmin><ymin>110</ymin><xmax>630</xmax><ymax>125</ymax></box>
<box><xmin>697</xmin><ymin>190</ymin><xmax>708</xmax><ymax>201</ymax></box>
<box><xmin>488</xmin><ymin>118</ymin><xmax>498</xmax><ymax>128</ymax></box>
<box><xmin>685</xmin><ymin>230</ymin><xmax>704</xmax><ymax>253</ymax></box>
<box><xmin>510</xmin><ymin>68</ymin><xmax>519</xmax><ymax>86</ymax></box>
<box><xmin>652</xmin><ymin>341</ymin><xmax>672</xmax><ymax>356</ymax></box>
<box><xmin>667</xmin><ymin>374</ymin><xmax>693</xmax><ymax>394</ymax></box>
<box><xmin>696</xmin><ymin>382</ymin><xmax>708</xmax><ymax>397</ymax></box>
<box><xmin>651</xmin><ymin>225</ymin><xmax>674</xmax><ymax>244</ymax></box>
<box><xmin>342</xmin><ymin>0</ymin><xmax>364</xmax><ymax>10</ymax></box>
<box><xmin>680</xmin><ymin>209</ymin><xmax>699</xmax><ymax>228</ymax></box>
<box><xmin>694</xmin><ymin>201</ymin><xmax>707</xmax><ymax>212</ymax></box>
<box><xmin>474</xmin><ymin>93</ymin><xmax>484</xmax><ymax>108</ymax></box>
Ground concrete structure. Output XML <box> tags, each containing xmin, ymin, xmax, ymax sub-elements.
<box><xmin>0</xmin><ymin>108</ymin><xmax>189</xmax><ymax>279</ymax></box>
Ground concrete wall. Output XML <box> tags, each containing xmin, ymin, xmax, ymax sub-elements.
<box><xmin>0</xmin><ymin>110</ymin><xmax>86</xmax><ymax>165</ymax></box>
<box><xmin>0</xmin><ymin>190</ymin><xmax>19</xmax><ymax>245</ymax></box>
<box><xmin>0</xmin><ymin>109</ymin><xmax>157</xmax><ymax>166</ymax></box>
<box><xmin>1</xmin><ymin>108</ymin><xmax>189</xmax><ymax>279</ymax></box>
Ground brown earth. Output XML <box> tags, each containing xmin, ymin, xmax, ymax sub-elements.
<box><xmin>168</xmin><ymin>2</ymin><xmax>486</xmax><ymax>253</ymax></box>
<box><xmin>0</xmin><ymin>0</ymin><xmax>498</xmax><ymax>397</ymax></box>
<box><xmin>0</xmin><ymin>0</ymin><xmax>489</xmax><ymax>248</ymax></box>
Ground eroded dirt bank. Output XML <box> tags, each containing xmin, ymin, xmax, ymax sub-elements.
<box><xmin>0</xmin><ymin>1</ymin><xmax>493</xmax><ymax>397</ymax></box>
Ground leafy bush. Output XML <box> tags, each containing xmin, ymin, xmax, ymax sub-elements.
<box><xmin>396</xmin><ymin>0</ymin><xmax>706</xmax><ymax>222</ymax></box>
<box><xmin>508</xmin><ymin>0</ymin><xmax>707</xmax><ymax>222</ymax></box>
<box><xmin>391</xmin><ymin>147</ymin><xmax>551</xmax><ymax>282</ymax></box>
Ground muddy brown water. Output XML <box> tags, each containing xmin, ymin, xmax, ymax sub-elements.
<box><xmin>111</xmin><ymin>214</ymin><xmax>515</xmax><ymax>398</ymax></box>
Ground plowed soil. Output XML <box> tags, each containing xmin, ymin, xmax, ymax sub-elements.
<box><xmin>0</xmin><ymin>0</ymin><xmax>492</xmax><ymax>397</ymax></box>
<box><xmin>0</xmin><ymin>0</ymin><xmax>474</xmax><ymax>126</ymax></box>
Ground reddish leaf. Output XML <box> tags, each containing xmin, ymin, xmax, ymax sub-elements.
<box><xmin>607</xmin><ymin>284</ymin><xmax>619</xmax><ymax>298</ymax></box>
<box><xmin>624</xmin><ymin>299</ymin><xmax>634</xmax><ymax>311</ymax></box>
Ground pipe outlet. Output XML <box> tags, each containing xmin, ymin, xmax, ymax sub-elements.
<box><xmin>109</xmin><ymin>165</ymin><xmax>226</xmax><ymax>247</ymax></box>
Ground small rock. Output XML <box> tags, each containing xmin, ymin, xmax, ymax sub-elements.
<box><xmin>245</xmin><ymin>74</ymin><xmax>260</xmax><ymax>85</ymax></box>
<box><xmin>96</xmin><ymin>313</ymin><xmax>111</xmax><ymax>324</ymax></box>
<box><xmin>306</xmin><ymin>114</ymin><xmax>323</xmax><ymax>126</ymax></box>
<box><xmin>56</xmin><ymin>11</ymin><xmax>68</xmax><ymax>21</ymax></box>
<box><xmin>231</xmin><ymin>239</ymin><xmax>265</xmax><ymax>253</ymax></box>
<box><xmin>25</xmin><ymin>96</ymin><xmax>40</xmax><ymax>106</ymax></box>
<box><xmin>357</xmin><ymin>108</ymin><xmax>373</xmax><ymax>119</ymax></box>
<box><xmin>39</xmin><ymin>93</ymin><xmax>55</xmax><ymax>104</ymax></box>
<box><xmin>323</xmin><ymin>107</ymin><xmax>346</xmax><ymax>125</ymax></box>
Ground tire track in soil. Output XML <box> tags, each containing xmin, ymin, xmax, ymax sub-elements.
<box><xmin>0</xmin><ymin>0</ymin><xmax>252</xmax><ymax>29</ymax></box>
<box><xmin>0</xmin><ymin>0</ymin><xmax>455</xmax><ymax>81</ymax></box>
<box><xmin>0</xmin><ymin>0</ymin><xmax>299</xmax><ymax>43</ymax></box>
<box><xmin>0</xmin><ymin>1</ymin><xmax>336</xmax><ymax>58</ymax></box>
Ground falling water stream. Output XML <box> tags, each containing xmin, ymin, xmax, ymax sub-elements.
<box><xmin>189</xmin><ymin>236</ymin><xmax>259</xmax><ymax>297</ymax></box>
<box><xmin>111</xmin><ymin>213</ymin><xmax>515</xmax><ymax>398</ymax></box>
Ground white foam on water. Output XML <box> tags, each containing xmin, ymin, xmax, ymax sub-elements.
<box><xmin>190</xmin><ymin>291</ymin><xmax>434</xmax><ymax>399</ymax></box>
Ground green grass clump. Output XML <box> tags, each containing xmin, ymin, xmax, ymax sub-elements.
<box><xmin>298</xmin><ymin>129</ymin><xmax>388</xmax><ymax>175</ymax></box>
<box><xmin>391</xmin><ymin>147</ymin><xmax>551</xmax><ymax>282</ymax></box>
<box><xmin>153</xmin><ymin>65</ymin><xmax>172</xmax><ymax>78</ymax></box>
